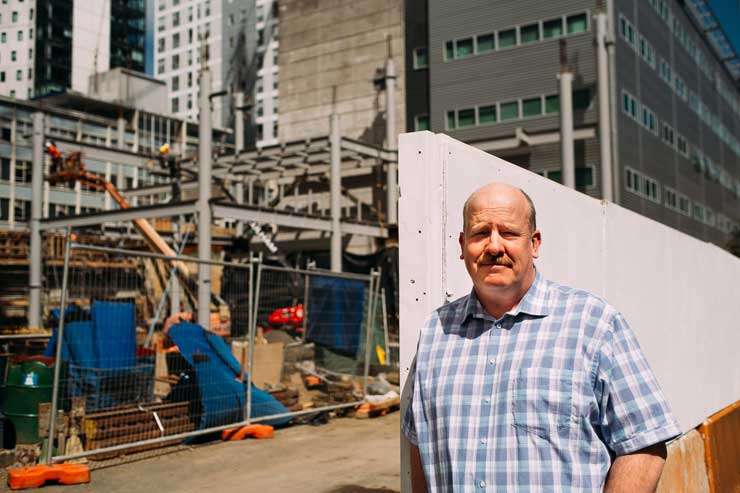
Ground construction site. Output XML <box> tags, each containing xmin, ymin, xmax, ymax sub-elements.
<box><xmin>0</xmin><ymin>9</ymin><xmax>404</xmax><ymax>487</ymax></box>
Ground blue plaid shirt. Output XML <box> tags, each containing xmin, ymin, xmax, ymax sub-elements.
<box><xmin>402</xmin><ymin>271</ymin><xmax>680</xmax><ymax>492</ymax></box>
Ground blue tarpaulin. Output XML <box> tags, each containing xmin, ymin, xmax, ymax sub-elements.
<box><xmin>168</xmin><ymin>322</ymin><xmax>291</xmax><ymax>429</ymax></box>
<box><xmin>306</xmin><ymin>277</ymin><xmax>366</xmax><ymax>356</ymax></box>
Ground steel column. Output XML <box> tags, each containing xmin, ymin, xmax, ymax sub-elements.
<box><xmin>197</xmin><ymin>67</ymin><xmax>213</xmax><ymax>329</ymax></box>
<box><xmin>596</xmin><ymin>13</ymin><xmax>613</xmax><ymax>202</ymax></box>
<box><xmin>28</xmin><ymin>112</ymin><xmax>44</xmax><ymax>329</ymax></box>
<box><xmin>330</xmin><ymin>112</ymin><xmax>342</xmax><ymax>272</ymax></box>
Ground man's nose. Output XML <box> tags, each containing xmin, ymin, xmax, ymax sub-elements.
<box><xmin>486</xmin><ymin>230</ymin><xmax>504</xmax><ymax>254</ymax></box>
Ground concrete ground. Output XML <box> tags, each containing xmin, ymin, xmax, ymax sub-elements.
<box><xmin>39</xmin><ymin>412</ymin><xmax>400</xmax><ymax>493</ymax></box>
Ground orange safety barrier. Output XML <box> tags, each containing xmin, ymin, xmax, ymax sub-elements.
<box><xmin>221</xmin><ymin>424</ymin><xmax>274</xmax><ymax>441</ymax></box>
<box><xmin>8</xmin><ymin>464</ymin><xmax>90</xmax><ymax>490</ymax></box>
<box><xmin>699</xmin><ymin>399</ymin><xmax>740</xmax><ymax>493</ymax></box>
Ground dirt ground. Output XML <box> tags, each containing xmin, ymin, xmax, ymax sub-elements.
<box><xmin>33</xmin><ymin>412</ymin><xmax>400</xmax><ymax>493</ymax></box>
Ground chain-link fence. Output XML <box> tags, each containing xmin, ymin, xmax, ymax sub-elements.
<box><xmin>38</xmin><ymin>233</ymin><xmax>377</xmax><ymax>464</ymax></box>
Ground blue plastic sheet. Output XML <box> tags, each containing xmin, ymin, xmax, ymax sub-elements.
<box><xmin>91</xmin><ymin>301</ymin><xmax>136</xmax><ymax>369</ymax></box>
<box><xmin>306</xmin><ymin>277</ymin><xmax>366</xmax><ymax>356</ymax></box>
<box><xmin>168</xmin><ymin>322</ymin><xmax>291</xmax><ymax>429</ymax></box>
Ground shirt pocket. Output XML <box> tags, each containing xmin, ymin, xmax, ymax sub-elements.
<box><xmin>512</xmin><ymin>367</ymin><xmax>576</xmax><ymax>439</ymax></box>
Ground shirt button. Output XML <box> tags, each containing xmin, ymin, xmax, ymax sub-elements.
<box><xmin>488</xmin><ymin>358</ymin><xmax>494</xmax><ymax>365</ymax></box>
<box><xmin>484</xmin><ymin>397</ymin><xmax>490</xmax><ymax>404</ymax></box>
<box><xmin>479</xmin><ymin>480</ymin><xmax>486</xmax><ymax>488</ymax></box>
<box><xmin>480</xmin><ymin>438</ymin><xmax>487</xmax><ymax>445</ymax></box>
<box><xmin>495</xmin><ymin>323</ymin><xmax>502</xmax><ymax>328</ymax></box>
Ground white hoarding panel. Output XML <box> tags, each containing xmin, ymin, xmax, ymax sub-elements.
<box><xmin>399</xmin><ymin>131</ymin><xmax>740</xmax><ymax>437</ymax></box>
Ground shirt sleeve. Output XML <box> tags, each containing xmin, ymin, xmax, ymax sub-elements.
<box><xmin>401</xmin><ymin>356</ymin><xmax>419</xmax><ymax>446</ymax></box>
<box><xmin>596</xmin><ymin>312</ymin><xmax>681</xmax><ymax>455</ymax></box>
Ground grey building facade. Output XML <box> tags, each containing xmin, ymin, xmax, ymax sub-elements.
<box><xmin>409</xmin><ymin>0</ymin><xmax>739</xmax><ymax>245</ymax></box>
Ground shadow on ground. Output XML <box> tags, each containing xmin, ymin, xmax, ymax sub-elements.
<box><xmin>325</xmin><ymin>486</ymin><xmax>400</xmax><ymax>493</ymax></box>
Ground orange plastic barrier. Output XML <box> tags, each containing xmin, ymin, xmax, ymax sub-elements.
<box><xmin>699</xmin><ymin>399</ymin><xmax>740</xmax><ymax>493</ymax></box>
<box><xmin>8</xmin><ymin>464</ymin><xmax>90</xmax><ymax>490</ymax></box>
<box><xmin>221</xmin><ymin>424</ymin><xmax>274</xmax><ymax>441</ymax></box>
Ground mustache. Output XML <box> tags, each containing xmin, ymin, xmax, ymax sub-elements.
<box><xmin>477</xmin><ymin>254</ymin><xmax>512</xmax><ymax>267</ymax></box>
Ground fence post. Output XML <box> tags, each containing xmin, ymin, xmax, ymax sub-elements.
<box><xmin>246</xmin><ymin>254</ymin><xmax>263</xmax><ymax>423</ymax></box>
<box><xmin>363</xmin><ymin>270</ymin><xmax>378</xmax><ymax>395</ymax></box>
<box><xmin>45</xmin><ymin>226</ymin><xmax>73</xmax><ymax>464</ymax></box>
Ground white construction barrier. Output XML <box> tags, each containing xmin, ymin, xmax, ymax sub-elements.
<box><xmin>399</xmin><ymin>131</ymin><xmax>740</xmax><ymax>438</ymax></box>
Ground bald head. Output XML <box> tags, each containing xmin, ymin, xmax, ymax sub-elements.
<box><xmin>462</xmin><ymin>183</ymin><xmax>537</xmax><ymax>234</ymax></box>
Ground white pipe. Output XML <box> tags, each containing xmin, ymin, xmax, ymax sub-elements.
<box><xmin>559</xmin><ymin>71</ymin><xmax>575</xmax><ymax>189</ymax></box>
<box><xmin>235</xmin><ymin>92</ymin><xmax>245</xmax><ymax>237</ymax></box>
<box><xmin>596</xmin><ymin>13</ymin><xmax>613</xmax><ymax>202</ymax></box>
<box><xmin>197</xmin><ymin>67</ymin><xmax>213</xmax><ymax>329</ymax></box>
<box><xmin>606</xmin><ymin>0</ymin><xmax>621</xmax><ymax>204</ymax></box>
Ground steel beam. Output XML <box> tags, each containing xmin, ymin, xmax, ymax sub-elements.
<box><xmin>39</xmin><ymin>201</ymin><xmax>197</xmax><ymax>231</ymax></box>
<box><xmin>211</xmin><ymin>202</ymin><xmax>388</xmax><ymax>238</ymax></box>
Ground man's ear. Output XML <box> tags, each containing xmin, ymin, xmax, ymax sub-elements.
<box><xmin>459</xmin><ymin>231</ymin><xmax>465</xmax><ymax>259</ymax></box>
<box><xmin>531</xmin><ymin>229</ymin><xmax>542</xmax><ymax>258</ymax></box>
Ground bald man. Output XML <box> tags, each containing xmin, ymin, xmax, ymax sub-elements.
<box><xmin>402</xmin><ymin>183</ymin><xmax>680</xmax><ymax>492</ymax></box>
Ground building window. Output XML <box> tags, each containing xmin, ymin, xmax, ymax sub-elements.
<box><xmin>500</xmin><ymin>101</ymin><xmax>519</xmax><ymax>120</ymax></box>
<box><xmin>172</xmin><ymin>54</ymin><xmax>179</xmax><ymax>70</ymax></box>
<box><xmin>457</xmin><ymin>108</ymin><xmax>475</xmax><ymax>128</ymax></box>
<box><xmin>171</xmin><ymin>97</ymin><xmax>179</xmax><ymax>113</ymax></box>
<box><xmin>566</xmin><ymin>13</ymin><xmax>588</xmax><ymax>34</ymax></box>
<box><xmin>478</xmin><ymin>105</ymin><xmax>496</xmax><ymax>124</ymax></box>
<box><xmin>676</xmin><ymin>134</ymin><xmax>688</xmax><ymax>157</ymax></box>
<box><xmin>414</xmin><ymin>114</ymin><xmax>429</xmax><ymax>131</ymax></box>
<box><xmin>476</xmin><ymin>33</ymin><xmax>495</xmax><ymax>53</ymax></box>
<box><xmin>576</xmin><ymin>166</ymin><xmax>594</xmax><ymax>189</ymax></box>
<box><xmin>173</xmin><ymin>11</ymin><xmax>180</xmax><ymax>27</ymax></box>
<box><xmin>444</xmin><ymin>41</ymin><xmax>454</xmax><ymax>60</ymax></box>
<box><xmin>17</xmin><ymin>30</ymin><xmax>22</xmax><ymax>41</ymax></box>
<box><xmin>0</xmin><ymin>72</ymin><xmax>5</xmax><ymax>82</ymax></box>
<box><xmin>498</xmin><ymin>28</ymin><xmax>517</xmax><ymax>48</ymax></box>
<box><xmin>446</xmin><ymin>110</ymin><xmax>456</xmax><ymax>130</ymax></box>
<box><xmin>663</xmin><ymin>187</ymin><xmax>678</xmax><ymax>210</ymax></box>
<box><xmin>413</xmin><ymin>47</ymin><xmax>428</xmax><ymax>69</ymax></box>
<box><xmin>158</xmin><ymin>38</ymin><xmax>165</xmax><ymax>52</ymax></box>
<box><xmin>661</xmin><ymin>122</ymin><xmax>674</xmax><ymax>146</ymax></box>
<box><xmin>619</xmin><ymin>14</ymin><xmax>635</xmax><ymax>47</ymax></box>
<box><xmin>157</xmin><ymin>58</ymin><xmax>165</xmax><ymax>73</ymax></box>
<box><xmin>522</xmin><ymin>97</ymin><xmax>542</xmax><ymax>117</ymax></box>
<box><xmin>621</xmin><ymin>91</ymin><xmax>638</xmax><ymax>120</ymax></box>
<box><xmin>11</xmin><ymin>50</ymin><xmax>16</xmax><ymax>61</ymax></box>
<box><xmin>520</xmin><ymin>23</ymin><xmax>540</xmax><ymax>44</ymax></box>
<box><xmin>11</xmin><ymin>11</ymin><xmax>17</xmax><ymax>22</ymax></box>
<box><xmin>173</xmin><ymin>33</ymin><xmax>180</xmax><ymax>48</ymax></box>
<box><xmin>456</xmin><ymin>38</ymin><xmax>474</xmax><ymax>58</ymax></box>
<box><xmin>573</xmin><ymin>89</ymin><xmax>591</xmax><ymax>110</ymax></box>
<box><xmin>9</xmin><ymin>90</ymin><xmax>15</xmax><ymax>98</ymax></box>
<box><xmin>543</xmin><ymin>18</ymin><xmax>563</xmax><ymax>38</ymax></box>
<box><xmin>0</xmin><ymin>32</ymin><xmax>5</xmax><ymax>43</ymax></box>
<box><xmin>15</xmin><ymin>69</ymin><xmax>21</xmax><ymax>80</ymax></box>
<box><xmin>172</xmin><ymin>76</ymin><xmax>179</xmax><ymax>91</ymax></box>
<box><xmin>545</xmin><ymin>94</ymin><xmax>559</xmax><ymax>114</ymax></box>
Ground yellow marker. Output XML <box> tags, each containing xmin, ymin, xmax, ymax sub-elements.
<box><xmin>159</xmin><ymin>143</ymin><xmax>170</xmax><ymax>155</ymax></box>
<box><xmin>376</xmin><ymin>344</ymin><xmax>386</xmax><ymax>365</ymax></box>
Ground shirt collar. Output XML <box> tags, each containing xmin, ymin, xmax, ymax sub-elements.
<box><xmin>458</xmin><ymin>269</ymin><xmax>550</xmax><ymax>325</ymax></box>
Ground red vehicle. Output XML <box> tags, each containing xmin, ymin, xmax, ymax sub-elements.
<box><xmin>267</xmin><ymin>304</ymin><xmax>304</xmax><ymax>334</ymax></box>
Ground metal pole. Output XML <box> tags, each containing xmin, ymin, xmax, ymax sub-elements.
<box><xmin>235</xmin><ymin>92</ymin><xmax>245</xmax><ymax>237</ymax></box>
<box><xmin>329</xmin><ymin>112</ymin><xmax>342</xmax><ymax>272</ymax></box>
<box><xmin>381</xmin><ymin>287</ymin><xmax>390</xmax><ymax>367</ymax></box>
<box><xmin>197</xmin><ymin>66</ymin><xmax>213</xmax><ymax>329</ymax></box>
<box><xmin>363</xmin><ymin>270</ymin><xmax>377</xmax><ymax>395</ymax></box>
<box><xmin>45</xmin><ymin>226</ymin><xmax>72</xmax><ymax>464</ymax></box>
<box><xmin>246</xmin><ymin>254</ymin><xmax>262</xmax><ymax>424</ymax></box>
<box><xmin>558</xmin><ymin>41</ymin><xmax>575</xmax><ymax>189</ymax></box>
<box><xmin>29</xmin><ymin>112</ymin><xmax>44</xmax><ymax>329</ymax></box>
<box><xmin>596</xmin><ymin>12</ymin><xmax>613</xmax><ymax>202</ymax></box>
<box><xmin>606</xmin><ymin>0</ymin><xmax>621</xmax><ymax>204</ymax></box>
<box><xmin>385</xmin><ymin>54</ymin><xmax>398</xmax><ymax>224</ymax></box>
<box><xmin>302</xmin><ymin>273</ymin><xmax>309</xmax><ymax>342</ymax></box>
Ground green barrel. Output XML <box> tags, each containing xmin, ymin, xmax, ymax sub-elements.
<box><xmin>0</xmin><ymin>359</ymin><xmax>54</xmax><ymax>444</ymax></box>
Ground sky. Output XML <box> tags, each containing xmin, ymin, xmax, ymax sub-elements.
<box><xmin>708</xmin><ymin>0</ymin><xmax>740</xmax><ymax>55</ymax></box>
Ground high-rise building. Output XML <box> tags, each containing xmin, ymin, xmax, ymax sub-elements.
<box><xmin>154</xmin><ymin>0</ymin><xmax>272</xmax><ymax>144</ymax></box>
<box><xmin>408</xmin><ymin>0</ymin><xmax>739</xmax><ymax>245</ymax></box>
<box><xmin>0</xmin><ymin>0</ymin><xmax>146</xmax><ymax>99</ymax></box>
